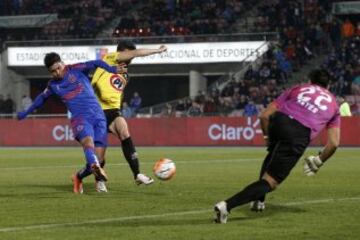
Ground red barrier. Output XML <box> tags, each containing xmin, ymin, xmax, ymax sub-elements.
<box><xmin>1</xmin><ymin>117</ymin><xmax>360</xmax><ymax>146</ymax></box>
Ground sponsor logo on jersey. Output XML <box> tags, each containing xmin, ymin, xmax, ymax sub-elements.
<box><xmin>62</xmin><ymin>84</ymin><xmax>84</xmax><ymax>100</ymax></box>
<box><xmin>109</xmin><ymin>74</ymin><xmax>126</xmax><ymax>92</ymax></box>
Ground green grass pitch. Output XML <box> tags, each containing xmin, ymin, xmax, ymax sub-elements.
<box><xmin>0</xmin><ymin>146</ymin><xmax>359</xmax><ymax>240</ymax></box>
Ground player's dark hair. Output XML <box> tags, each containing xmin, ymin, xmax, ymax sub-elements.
<box><xmin>308</xmin><ymin>69</ymin><xmax>330</xmax><ymax>88</ymax></box>
<box><xmin>117</xmin><ymin>41</ymin><xmax>136</xmax><ymax>51</ymax></box>
<box><xmin>44</xmin><ymin>52</ymin><xmax>61</xmax><ymax>68</ymax></box>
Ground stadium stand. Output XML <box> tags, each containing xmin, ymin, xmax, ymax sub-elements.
<box><xmin>0</xmin><ymin>0</ymin><xmax>359</xmax><ymax>117</ymax></box>
<box><xmin>164</xmin><ymin>0</ymin><xmax>360</xmax><ymax>117</ymax></box>
<box><xmin>0</xmin><ymin>0</ymin><xmax>126</xmax><ymax>41</ymax></box>
<box><xmin>112</xmin><ymin>0</ymin><xmax>250</xmax><ymax>37</ymax></box>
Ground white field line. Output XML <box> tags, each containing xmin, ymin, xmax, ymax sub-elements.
<box><xmin>1</xmin><ymin>154</ymin><xmax>359</xmax><ymax>171</ymax></box>
<box><xmin>0</xmin><ymin>196</ymin><xmax>359</xmax><ymax>233</ymax></box>
<box><xmin>0</xmin><ymin>158</ymin><xmax>262</xmax><ymax>171</ymax></box>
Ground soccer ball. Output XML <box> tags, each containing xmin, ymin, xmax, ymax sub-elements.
<box><xmin>153</xmin><ymin>158</ymin><xmax>176</xmax><ymax>180</ymax></box>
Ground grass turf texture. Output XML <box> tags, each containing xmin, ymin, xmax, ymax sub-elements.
<box><xmin>0</xmin><ymin>147</ymin><xmax>359</xmax><ymax>239</ymax></box>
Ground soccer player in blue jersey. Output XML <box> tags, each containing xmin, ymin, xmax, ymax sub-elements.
<box><xmin>17</xmin><ymin>52</ymin><xmax>121</xmax><ymax>194</ymax></box>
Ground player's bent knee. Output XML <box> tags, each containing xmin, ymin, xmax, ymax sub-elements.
<box><xmin>262</xmin><ymin>173</ymin><xmax>279</xmax><ymax>190</ymax></box>
<box><xmin>80</xmin><ymin>136</ymin><xmax>95</xmax><ymax>148</ymax></box>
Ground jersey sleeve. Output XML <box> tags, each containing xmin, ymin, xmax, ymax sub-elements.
<box><xmin>327</xmin><ymin>108</ymin><xmax>341</xmax><ymax>129</ymax></box>
<box><xmin>102</xmin><ymin>52</ymin><xmax>120</xmax><ymax>66</ymax></box>
<box><xmin>69</xmin><ymin>60</ymin><xmax>117</xmax><ymax>75</ymax></box>
<box><xmin>42</xmin><ymin>84</ymin><xmax>54</xmax><ymax>98</ymax></box>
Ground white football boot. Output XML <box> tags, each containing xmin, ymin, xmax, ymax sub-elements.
<box><xmin>250</xmin><ymin>200</ymin><xmax>265</xmax><ymax>212</ymax></box>
<box><xmin>214</xmin><ymin>201</ymin><xmax>229</xmax><ymax>224</ymax></box>
<box><xmin>135</xmin><ymin>173</ymin><xmax>154</xmax><ymax>185</ymax></box>
<box><xmin>95</xmin><ymin>180</ymin><xmax>108</xmax><ymax>193</ymax></box>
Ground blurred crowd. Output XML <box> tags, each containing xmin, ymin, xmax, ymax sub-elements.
<box><xmin>153</xmin><ymin>0</ymin><xmax>360</xmax><ymax>118</ymax></box>
<box><xmin>0</xmin><ymin>0</ymin><xmax>249</xmax><ymax>42</ymax></box>
<box><xmin>155</xmin><ymin>45</ymin><xmax>288</xmax><ymax>118</ymax></box>
<box><xmin>1</xmin><ymin>0</ymin><xmax>360</xmax><ymax>117</ymax></box>
<box><xmin>0</xmin><ymin>0</ymin><xmax>134</xmax><ymax>41</ymax></box>
<box><xmin>113</xmin><ymin>0</ymin><xmax>249</xmax><ymax>37</ymax></box>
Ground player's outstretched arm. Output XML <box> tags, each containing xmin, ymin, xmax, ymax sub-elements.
<box><xmin>115</xmin><ymin>45</ymin><xmax>167</xmax><ymax>62</ymax></box>
<box><xmin>17</xmin><ymin>92</ymin><xmax>49</xmax><ymax>120</ymax></box>
<box><xmin>72</xmin><ymin>60</ymin><xmax>119</xmax><ymax>75</ymax></box>
<box><xmin>304</xmin><ymin>127</ymin><xmax>340</xmax><ymax>176</ymax></box>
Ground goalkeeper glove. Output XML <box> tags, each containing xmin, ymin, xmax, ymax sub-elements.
<box><xmin>304</xmin><ymin>155</ymin><xmax>323</xmax><ymax>176</ymax></box>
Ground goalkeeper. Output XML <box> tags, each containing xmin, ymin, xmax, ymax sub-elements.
<box><xmin>214</xmin><ymin>69</ymin><xmax>340</xmax><ymax>223</ymax></box>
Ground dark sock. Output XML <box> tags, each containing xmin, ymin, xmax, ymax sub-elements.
<box><xmin>100</xmin><ymin>159</ymin><xmax>105</xmax><ymax>168</ymax></box>
<box><xmin>225</xmin><ymin>179</ymin><xmax>272</xmax><ymax>212</ymax></box>
<box><xmin>77</xmin><ymin>164</ymin><xmax>93</xmax><ymax>180</ymax></box>
<box><xmin>121</xmin><ymin>137</ymin><xmax>140</xmax><ymax>178</ymax></box>
<box><xmin>257</xmin><ymin>153</ymin><xmax>272</xmax><ymax>202</ymax></box>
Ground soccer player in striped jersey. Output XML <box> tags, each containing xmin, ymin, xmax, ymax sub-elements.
<box><xmin>214</xmin><ymin>69</ymin><xmax>341</xmax><ymax>223</ymax></box>
<box><xmin>91</xmin><ymin>41</ymin><xmax>167</xmax><ymax>192</ymax></box>
<box><xmin>17</xmin><ymin>52</ymin><xmax>123</xmax><ymax>194</ymax></box>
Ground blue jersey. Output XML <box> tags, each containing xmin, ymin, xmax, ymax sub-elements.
<box><xmin>43</xmin><ymin>60</ymin><xmax>117</xmax><ymax>119</ymax></box>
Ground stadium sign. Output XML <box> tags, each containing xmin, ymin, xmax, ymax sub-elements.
<box><xmin>208</xmin><ymin>118</ymin><xmax>262</xmax><ymax>141</ymax></box>
<box><xmin>52</xmin><ymin>124</ymin><xmax>74</xmax><ymax>141</ymax></box>
<box><xmin>1</xmin><ymin>117</ymin><xmax>360</xmax><ymax>146</ymax></box>
<box><xmin>332</xmin><ymin>1</ymin><xmax>360</xmax><ymax>15</ymax></box>
<box><xmin>7</xmin><ymin>41</ymin><xmax>268</xmax><ymax>66</ymax></box>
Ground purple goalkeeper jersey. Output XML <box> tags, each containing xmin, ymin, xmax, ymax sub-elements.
<box><xmin>43</xmin><ymin>60</ymin><xmax>117</xmax><ymax>119</ymax></box>
<box><xmin>274</xmin><ymin>83</ymin><xmax>340</xmax><ymax>140</ymax></box>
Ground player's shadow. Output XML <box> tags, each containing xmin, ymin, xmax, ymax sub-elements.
<box><xmin>0</xmin><ymin>184</ymin><xmax>72</xmax><ymax>198</ymax></box>
<box><xmin>233</xmin><ymin>203</ymin><xmax>306</xmax><ymax>222</ymax></box>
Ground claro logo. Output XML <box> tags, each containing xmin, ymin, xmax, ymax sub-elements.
<box><xmin>52</xmin><ymin>125</ymin><xmax>74</xmax><ymax>141</ymax></box>
<box><xmin>208</xmin><ymin>118</ymin><xmax>262</xmax><ymax>141</ymax></box>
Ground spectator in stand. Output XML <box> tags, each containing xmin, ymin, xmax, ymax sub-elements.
<box><xmin>337</xmin><ymin>96</ymin><xmax>352</xmax><ymax>117</ymax></box>
<box><xmin>121</xmin><ymin>102</ymin><xmax>133</xmax><ymax>118</ymax></box>
<box><xmin>203</xmin><ymin>95</ymin><xmax>217</xmax><ymax>116</ymax></box>
<box><xmin>0</xmin><ymin>94</ymin><xmax>4</xmax><ymax>114</ymax></box>
<box><xmin>187</xmin><ymin>100</ymin><xmax>202</xmax><ymax>117</ymax></box>
<box><xmin>129</xmin><ymin>91</ymin><xmax>142</xmax><ymax>116</ymax></box>
<box><xmin>160</xmin><ymin>103</ymin><xmax>173</xmax><ymax>117</ymax></box>
<box><xmin>329</xmin><ymin>19</ymin><xmax>342</xmax><ymax>48</ymax></box>
<box><xmin>3</xmin><ymin>94</ymin><xmax>15</xmax><ymax>114</ymax></box>
<box><xmin>352</xmin><ymin>75</ymin><xmax>360</xmax><ymax>95</ymax></box>
<box><xmin>21</xmin><ymin>94</ymin><xmax>33</xmax><ymax>111</ymax></box>
<box><xmin>342</xmin><ymin>19</ymin><xmax>355</xmax><ymax>39</ymax></box>
<box><xmin>218</xmin><ymin>98</ymin><xmax>233</xmax><ymax>116</ymax></box>
<box><xmin>244</xmin><ymin>65</ymin><xmax>257</xmax><ymax>80</ymax></box>
<box><xmin>175</xmin><ymin>99</ymin><xmax>186</xmax><ymax>117</ymax></box>
<box><xmin>236</xmin><ymin>95</ymin><xmax>248</xmax><ymax>110</ymax></box>
<box><xmin>243</xmin><ymin>99</ymin><xmax>258</xmax><ymax>117</ymax></box>
<box><xmin>185</xmin><ymin>98</ymin><xmax>192</xmax><ymax>110</ymax></box>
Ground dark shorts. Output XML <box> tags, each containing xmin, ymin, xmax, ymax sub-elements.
<box><xmin>265</xmin><ymin>112</ymin><xmax>311</xmax><ymax>183</ymax></box>
<box><xmin>71</xmin><ymin>117</ymin><xmax>108</xmax><ymax>147</ymax></box>
<box><xmin>103</xmin><ymin>109</ymin><xmax>122</xmax><ymax>132</ymax></box>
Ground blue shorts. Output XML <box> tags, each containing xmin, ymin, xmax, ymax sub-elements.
<box><xmin>71</xmin><ymin>117</ymin><xmax>108</xmax><ymax>147</ymax></box>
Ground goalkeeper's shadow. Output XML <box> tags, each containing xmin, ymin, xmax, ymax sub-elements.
<box><xmin>237</xmin><ymin>203</ymin><xmax>307</xmax><ymax>221</ymax></box>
